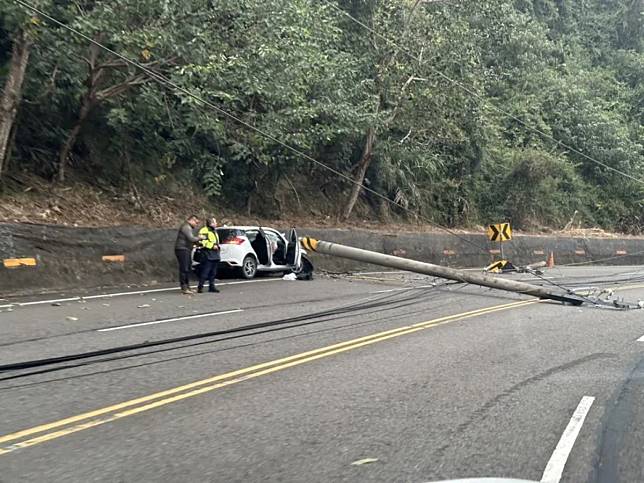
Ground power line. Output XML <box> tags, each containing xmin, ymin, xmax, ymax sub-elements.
<box><xmin>13</xmin><ymin>0</ymin><xmax>489</xmax><ymax>253</ymax></box>
<box><xmin>16</xmin><ymin>0</ymin><xmax>640</xmax><ymax>270</ymax></box>
<box><xmin>321</xmin><ymin>0</ymin><xmax>644</xmax><ymax>186</ymax></box>
<box><xmin>557</xmin><ymin>249</ymin><xmax>644</xmax><ymax>267</ymax></box>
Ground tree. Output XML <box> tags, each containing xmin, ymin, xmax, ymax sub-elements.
<box><xmin>52</xmin><ymin>0</ymin><xmax>185</xmax><ymax>182</ymax></box>
<box><xmin>1</xmin><ymin>0</ymin><xmax>641</xmax><ymax>232</ymax></box>
<box><xmin>168</xmin><ymin>0</ymin><xmax>367</xmax><ymax>212</ymax></box>
<box><xmin>0</xmin><ymin>2</ymin><xmax>43</xmax><ymax>180</ymax></box>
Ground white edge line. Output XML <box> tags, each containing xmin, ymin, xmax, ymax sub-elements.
<box><xmin>97</xmin><ymin>309</ymin><xmax>244</xmax><ymax>332</ymax></box>
<box><xmin>372</xmin><ymin>284</ymin><xmax>437</xmax><ymax>294</ymax></box>
<box><xmin>354</xmin><ymin>270</ymin><xmax>409</xmax><ymax>275</ymax></box>
<box><xmin>541</xmin><ymin>395</ymin><xmax>595</xmax><ymax>483</ymax></box>
<box><xmin>18</xmin><ymin>296</ymin><xmax>81</xmax><ymax>306</ymax></box>
<box><xmin>6</xmin><ymin>279</ymin><xmax>280</xmax><ymax>308</ymax></box>
<box><xmin>84</xmin><ymin>279</ymin><xmax>277</xmax><ymax>299</ymax></box>
<box><xmin>637</xmin><ymin>335</ymin><xmax>644</xmax><ymax>342</ymax></box>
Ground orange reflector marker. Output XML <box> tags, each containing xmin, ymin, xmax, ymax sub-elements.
<box><xmin>102</xmin><ymin>255</ymin><xmax>125</xmax><ymax>263</ymax></box>
<box><xmin>3</xmin><ymin>258</ymin><xmax>37</xmax><ymax>269</ymax></box>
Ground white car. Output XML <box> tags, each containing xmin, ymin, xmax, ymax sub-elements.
<box><xmin>211</xmin><ymin>226</ymin><xmax>313</xmax><ymax>279</ymax></box>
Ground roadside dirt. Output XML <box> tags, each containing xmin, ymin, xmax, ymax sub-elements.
<box><xmin>1</xmin><ymin>175</ymin><xmax>641</xmax><ymax>238</ymax></box>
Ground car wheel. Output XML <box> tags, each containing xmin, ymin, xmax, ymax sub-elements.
<box><xmin>241</xmin><ymin>255</ymin><xmax>258</xmax><ymax>279</ymax></box>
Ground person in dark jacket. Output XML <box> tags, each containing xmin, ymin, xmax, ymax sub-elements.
<box><xmin>175</xmin><ymin>215</ymin><xmax>205</xmax><ymax>294</ymax></box>
<box><xmin>197</xmin><ymin>217</ymin><xmax>221</xmax><ymax>293</ymax></box>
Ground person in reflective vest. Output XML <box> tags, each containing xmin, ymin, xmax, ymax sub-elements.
<box><xmin>197</xmin><ymin>217</ymin><xmax>221</xmax><ymax>293</ymax></box>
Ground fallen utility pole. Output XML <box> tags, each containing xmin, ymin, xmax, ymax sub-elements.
<box><xmin>300</xmin><ymin>237</ymin><xmax>585</xmax><ymax>305</ymax></box>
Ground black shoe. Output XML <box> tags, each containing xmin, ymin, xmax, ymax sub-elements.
<box><xmin>197</xmin><ymin>286</ymin><xmax>204</xmax><ymax>293</ymax></box>
<box><xmin>209</xmin><ymin>287</ymin><xmax>220</xmax><ymax>293</ymax></box>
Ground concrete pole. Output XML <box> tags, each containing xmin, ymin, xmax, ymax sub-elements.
<box><xmin>301</xmin><ymin>237</ymin><xmax>583</xmax><ymax>305</ymax></box>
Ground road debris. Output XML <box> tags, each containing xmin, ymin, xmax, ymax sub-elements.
<box><xmin>351</xmin><ymin>458</ymin><xmax>379</xmax><ymax>466</ymax></box>
<box><xmin>51</xmin><ymin>302</ymin><xmax>62</xmax><ymax>307</ymax></box>
<box><xmin>66</xmin><ymin>316</ymin><xmax>79</xmax><ymax>321</ymax></box>
<box><xmin>137</xmin><ymin>304</ymin><xmax>151</xmax><ymax>309</ymax></box>
<box><xmin>282</xmin><ymin>273</ymin><xmax>297</xmax><ymax>281</ymax></box>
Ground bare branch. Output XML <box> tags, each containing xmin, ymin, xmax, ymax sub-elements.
<box><xmin>385</xmin><ymin>75</ymin><xmax>427</xmax><ymax>125</ymax></box>
<box><xmin>399</xmin><ymin>128</ymin><xmax>412</xmax><ymax>144</ymax></box>
<box><xmin>94</xmin><ymin>73</ymin><xmax>148</xmax><ymax>101</ymax></box>
<box><xmin>96</xmin><ymin>59</ymin><xmax>128</xmax><ymax>71</ymax></box>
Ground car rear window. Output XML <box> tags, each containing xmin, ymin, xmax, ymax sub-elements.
<box><xmin>217</xmin><ymin>228</ymin><xmax>246</xmax><ymax>242</ymax></box>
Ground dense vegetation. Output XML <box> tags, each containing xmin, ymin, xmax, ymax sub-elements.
<box><xmin>1</xmin><ymin>0</ymin><xmax>642</xmax><ymax>231</ymax></box>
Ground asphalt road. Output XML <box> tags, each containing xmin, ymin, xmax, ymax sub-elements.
<box><xmin>0</xmin><ymin>266</ymin><xmax>643</xmax><ymax>482</ymax></box>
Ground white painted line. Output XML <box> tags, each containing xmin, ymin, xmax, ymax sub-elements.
<box><xmin>637</xmin><ymin>335</ymin><xmax>644</xmax><ymax>342</ymax></box>
<box><xmin>97</xmin><ymin>309</ymin><xmax>244</xmax><ymax>332</ymax></box>
<box><xmin>541</xmin><ymin>395</ymin><xmax>595</xmax><ymax>483</ymax></box>
<box><xmin>354</xmin><ymin>270</ymin><xmax>408</xmax><ymax>276</ymax></box>
<box><xmin>83</xmin><ymin>279</ymin><xmax>277</xmax><ymax>300</ymax></box>
<box><xmin>372</xmin><ymin>284</ymin><xmax>437</xmax><ymax>294</ymax></box>
<box><xmin>18</xmin><ymin>296</ymin><xmax>86</xmax><ymax>307</ymax></box>
<box><xmin>4</xmin><ymin>279</ymin><xmax>280</xmax><ymax>308</ymax></box>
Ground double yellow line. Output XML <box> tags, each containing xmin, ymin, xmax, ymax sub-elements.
<box><xmin>0</xmin><ymin>299</ymin><xmax>537</xmax><ymax>456</ymax></box>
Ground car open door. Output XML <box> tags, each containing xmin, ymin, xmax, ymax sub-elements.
<box><xmin>284</xmin><ymin>228</ymin><xmax>302</xmax><ymax>269</ymax></box>
<box><xmin>250</xmin><ymin>227</ymin><xmax>272</xmax><ymax>266</ymax></box>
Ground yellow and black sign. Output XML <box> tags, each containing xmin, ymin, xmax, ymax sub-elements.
<box><xmin>300</xmin><ymin>237</ymin><xmax>319</xmax><ymax>252</ymax></box>
<box><xmin>485</xmin><ymin>259</ymin><xmax>515</xmax><ymax>273</ymax></box>
<box><xmin>487</xmin><ymin>223</ymin><xmax>512</xmax><ymax>242</ymax></box>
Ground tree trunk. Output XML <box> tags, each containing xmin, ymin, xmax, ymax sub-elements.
<box><xmin>3</xmin><ymin>121</ymin><xmax>18</xmax><ymax>176</ymax></box>
<box><xmin>378</xmin><ymin>198</ymin><xmax>391</xmax><ymax>223</ymax></box>
<box><xmin>57</xmin><ymin>97</ymin><xmax>93</xmax><ymax>182</ymax></box>
<box><xmin>57</xmin><ymin>42</ymin><xmax>103</xmax><ymax>183</ymax></box>
<box><xmin>0</xmin><ymin>30</ymin><xmax>32</xmax><ymax>179</ymax></box>
<box><xmin>342</xmin><ymin>127</ymin><xmax>376</xmax><ymax>220</ymax></box>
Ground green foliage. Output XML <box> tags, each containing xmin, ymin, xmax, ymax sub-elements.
<box><xmin>500</xmin><ymin>149</ymin><xmax>588</xmax><ymax>229</ymax></box>
<box><xmin>1</xmin><ymin>0</ymin><xmax>642</xmax><ymax>231</ymax></box>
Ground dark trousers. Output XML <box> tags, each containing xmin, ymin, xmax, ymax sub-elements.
<box><xmin>175</xmin><ymin>249</ymin><xmax>192</xmax><ymax>289</ymax></box>
<box><xmin>198</xmin><ymin>258</ymin><xmax>218</xmax><ymax>289</ymax></box>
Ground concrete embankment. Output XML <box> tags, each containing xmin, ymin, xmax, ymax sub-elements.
<box><xmin>1</xmin><ymin>223</ymin><xmax>642</xmax><ymax>296</ymax></box>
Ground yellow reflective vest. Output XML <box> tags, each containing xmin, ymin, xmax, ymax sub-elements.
<box><xmin>198</xmin><ymin>226</ymin><xmax>219</xmax><ymax>250</ymax></box>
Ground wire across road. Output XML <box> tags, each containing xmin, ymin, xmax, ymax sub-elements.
<box><xmin>0</xmin><ymin>299</ymin><xmax>537</xmax><ymax>456</ymax></box>
<box><xmin>1</xmin><ymin>269</ymin><xmax>644</xmax><ymax>482</ymax></box>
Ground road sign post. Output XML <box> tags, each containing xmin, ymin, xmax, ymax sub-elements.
<box><xmin>487</xmin><ymin>222</ymin><xmax>512</xmax><ymax>243</ymax></box>
<box><xmin>487</xmin><ymin>222</ymin><xmax>512</xmax><ymax>264</ymax></box>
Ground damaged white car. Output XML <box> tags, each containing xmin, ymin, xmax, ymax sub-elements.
<box><xmin>208</xmin><ymin>226</ymin><xmax>314</xmax><ymax>279</ymax></box>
